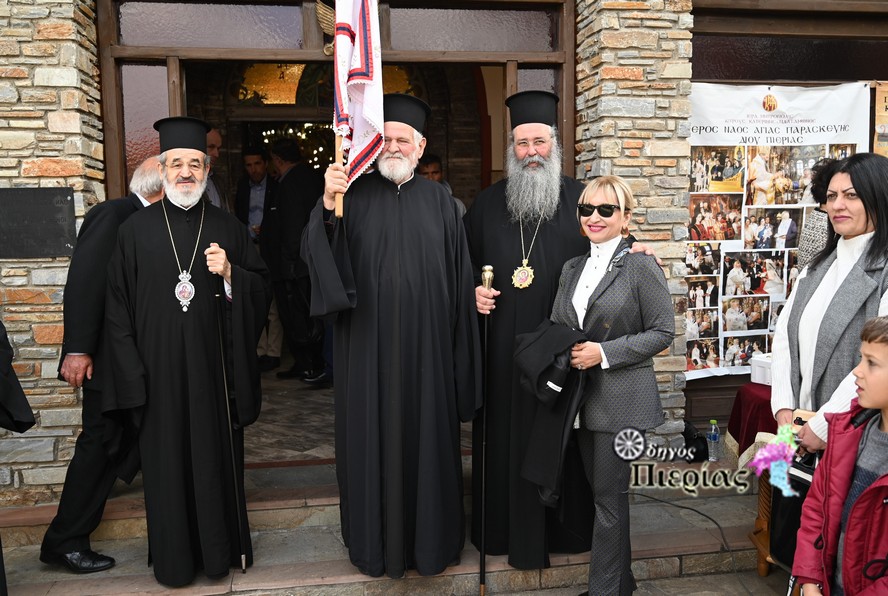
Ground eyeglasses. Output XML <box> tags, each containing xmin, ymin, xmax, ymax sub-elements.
<box><xmin>577</xmin><ymin>203</ymin><xmax>621</xmax><ymax>218</ymax></box>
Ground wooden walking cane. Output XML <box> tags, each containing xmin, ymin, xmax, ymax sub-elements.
<box><xmin>215</xmin><ymin>289</ymin><xmax>248</xmax><ymax>572</ymax></box>
<box><xmin>479</xmin><ymin>265</ymin><xmax>494</xmax><ymax>596</ymax></box>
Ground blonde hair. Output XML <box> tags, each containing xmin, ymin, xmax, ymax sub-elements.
<box><xmin>580</xmin><ymin>175</ymin><xmax>635</xmax><ymax>213</ymax></box>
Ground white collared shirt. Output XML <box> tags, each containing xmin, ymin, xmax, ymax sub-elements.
<box><xmin>572</xmin><ymin>235</ymin><xmax>623</xmax><ymax>369</ymax></box>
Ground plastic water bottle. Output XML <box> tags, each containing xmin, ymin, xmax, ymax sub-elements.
<box><xmin>706</xmin><ymin>419</ymin><xmax>720</xmax><ymax>462</ymax></box>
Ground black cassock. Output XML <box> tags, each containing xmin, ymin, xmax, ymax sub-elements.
<box><xmin>302</xmin><ymin>171</ymin><xmax>481</xmax><ymax>578</ymax></box>
<box><xmin>464</xmin><ymin>176</ymin><xmax>594</xmax><ymax>569</ymax></box>
<box><xmin>104</xmin><ymin>200</ymin><xmax>269</xmax><ymax>587</ymax></box>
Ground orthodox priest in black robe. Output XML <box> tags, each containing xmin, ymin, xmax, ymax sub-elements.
<box><xmin>302</xmin><ymin>94</ymin><xmax>481</xmax><ymax>578</ymax></box>
<box><xmin>103</xmin><ymin>117</ymin><xmax>270</xmax><ymax>588</ymax></box>
<box><xmin>466</xmin><ymin>91</ymin><xmax>594</xmax><ymax>570</ymax></box>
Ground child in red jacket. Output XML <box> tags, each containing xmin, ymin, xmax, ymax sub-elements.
<box><xmin>793</xmin><ymin>316</ymin><xmax>888</xmax><ymax>596</ymax></box>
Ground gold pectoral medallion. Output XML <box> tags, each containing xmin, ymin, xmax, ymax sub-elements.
<box><xmin>512</xmin><ymin>259</ymin><xmax>534</xmax><ymax>289</ymax></box>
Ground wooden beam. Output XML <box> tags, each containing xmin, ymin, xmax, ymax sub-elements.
<box><xmin>379</xmin><ymin>3</ymin><xmax>392</xmax><ymax>51</ymax></box>
<box><xmin>98</xmin><ymin>0</ymin><xmax>126</xmax><ymax>199</ymax></box>
<box><xmin>166</xmin><ymin>57</ymin><xmax>183</xmax><ymax>116</ymax></box>
<box><xmin>693</xmin><ymin>14</ymin><xmax>888</xmax><ymax>38</ymax></box>
<box><xmin>505</xmin><ymin>60</ymin><xmax>518</xmax><ymax>150</ymax></box>
<box><xmin>120</xmin><ymin>0</ymin><xmax>565</xmax><ymax>5</ymax></box>
<box><xmin>560</xmin><ymin>0</ymin><xmax>575</xmax><ymax>175</ymax></box>
<box><xmin>692</xmin><ymin>0</ymin><xmax>888</xmax><ymax>12</ymax></box>
<box><xmin>302</xmin><ymin>2</ymin><xmax>323</xmax><ymax>51</ymax></box>
<box><xmin>109</xmin><ymin>45</ymin><xmax>565</xmax><ymax>64</ymax></box>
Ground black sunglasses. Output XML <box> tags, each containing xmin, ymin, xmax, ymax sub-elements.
<box><xmin>577</xmin><ymin>203</ymin><xmax>621</xmax><ymax>218</ymax></box>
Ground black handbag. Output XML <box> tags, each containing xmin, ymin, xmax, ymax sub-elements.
<box><xmin>769</xmin><ymin>451</ymin><xmax>819</xmax><ymax>570</ymax></box>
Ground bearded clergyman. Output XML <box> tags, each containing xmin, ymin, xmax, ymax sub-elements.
<box><xmin>465</xmin><ymin>90</ymin><xmax>598</xmax><ymax>570</ymax></box>
<box><xmin>103</xmin><ymin>116</ymin><xmax>270</xmax><ymax>588</ymax></box>
<box><xmin>302</xmin><ymin>93</ymin><xmax>481</xmax><ymax>579</ymax></box>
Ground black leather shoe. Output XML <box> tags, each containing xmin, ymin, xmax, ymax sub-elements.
<box><xmin>40</xmin><ymin>549</ymin><xmax>115</xmax><ymax>573</ymax></box>
<box><xmin>258</xmin><ymin>356</ymin><xmax>280</xmax><ymax>372</ymax></box>
<box><xmin>276</xmin><ymin>366</ymin><xmax>310</xmax><ymax>380</ymax></box>
<box><xmin>302</xmin><ymin>371</ymin><xmax>332</xmax><ymax>388</ymax></box>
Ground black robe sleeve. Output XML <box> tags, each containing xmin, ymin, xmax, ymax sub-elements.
<box><xmin>228</xmin><ymin>246</ymin><xmax>270</xmax><ymax>427</ymax></box>
<box><xmin>450</xmin><ymin>213</ymin><xmax>483</xmax><ymax>422</ymax></box>
<box><xmin>302</xmin><ymin>199</ymin><xmax>357</xmax><ymax>316</ymax></box>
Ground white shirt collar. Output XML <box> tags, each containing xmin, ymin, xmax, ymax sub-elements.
<box><xmin>588</xmin><ymin>234</ymin><xmax>624</xmax><ymax>260</ymax></box>
<box><xmin>135</xmin><ymin>193</ymin><xmax>150</xmax><ymax>207</ymax></box>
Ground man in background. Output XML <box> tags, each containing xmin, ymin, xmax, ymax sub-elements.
<box><xmin>418</xmin><ymin>153</ymin><xmax>465</xmax><ymax>217</ymax></box>
<box><xmin>235</xmin><ymin>146</ymin><xmax>283</xmax><ymax>371</ymax></box>
<box><xmin>265</xmin><ymin>138</ymin><xmax>326</xmax><ymax>382</ymax></box>
<box><xmin>40</xmin><ymin>157</ymin><xmax>164</xmax><ymax>574</ymax></box>
<box><xmin>205</xmin><ymin>127</ymin><xmax>231</xmax><ymax>212</ymax></box>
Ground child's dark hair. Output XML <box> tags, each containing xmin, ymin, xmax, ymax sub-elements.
<box><xmin>860</xmin><ymin>316</ymin><xmax>888</xmax><ymax>345</ymax></box>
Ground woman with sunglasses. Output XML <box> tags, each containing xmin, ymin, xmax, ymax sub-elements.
<box><xmin>548</xmin><ymin>175</ymin><xmax>674</xmax><ymax>595</ymax></box>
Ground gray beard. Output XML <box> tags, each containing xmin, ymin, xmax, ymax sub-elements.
<box><xmin>377</xmin><ymin>151</ymin><xmax>417</xmax><ymax>185</ymax></box>
<box><xmin>504</xmin><ymin>142</ymin><xmax>563</xmax><ymax>224</ymax></box>
<box><xmin>163</xmin><ymin>176</ymin><xmax>208</xmax><ymax>209</ymax></box>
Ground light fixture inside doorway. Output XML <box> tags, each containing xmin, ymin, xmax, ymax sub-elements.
<box><xmin>237</xmin><ymin>63</ymin><xmax>305</xmax><ymax>104</ymax></box>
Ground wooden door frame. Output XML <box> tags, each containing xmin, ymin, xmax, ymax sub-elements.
<box><xmin>97</xmin><ymin>0</ymin><xmax>574</xmax><ymax>199</ymax></box>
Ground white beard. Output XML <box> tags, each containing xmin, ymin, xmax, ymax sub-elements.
<box><xmin>377</xmin><ymin>150</ymin><xmax>417</xmax><ymax>185</ymax></box>
<box><xmin>163</xmin><ymin>176</ymin><xmax>208</xmax><ymax>209</ymax></box>
<box><xmin>504</xmin><ymin>140</ymin><xmax>563</xmax><ymax>223</ymax></box>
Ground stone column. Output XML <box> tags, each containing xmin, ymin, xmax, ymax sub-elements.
<box><xmin>575</xmin><ymin>0</ymin><xmax>693</xmax><ymax>448</ymax></box>
<box><xmin>0</xmin><ymin>0</ymin><xmax>103</xmax><ymax>504</ymax></box>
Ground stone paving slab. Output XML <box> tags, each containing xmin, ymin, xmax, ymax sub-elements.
<box><xmin>2</xmin><ymin>492</ymin><xmax>772</xmax><ymax>595</ymax></box>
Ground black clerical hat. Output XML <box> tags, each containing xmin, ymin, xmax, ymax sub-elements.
<box><xmin>153</xmin><ymin>116</ymin><xmax>212</xmax><ymax>153</ymax></box>
<box><xmin>506</xmin><ymin>90</ymin><xmax>559</xmax><ymax>129</ymax></box>
<box><xmin>383</xmin><ymin>94</ymin><xmax>432</xmax><ymax>135</ymax></box>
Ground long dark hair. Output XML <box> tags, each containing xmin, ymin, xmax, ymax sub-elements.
<box><xmin>809</xmin><ymin>152</ymin><xmax>888</xmax><ymax>269</ymax></box>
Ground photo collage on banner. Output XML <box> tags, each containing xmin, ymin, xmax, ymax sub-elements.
<box><xmin>685</xmin><ymin>83</ymin><xmax>871</xmax><ymax>379</ymax></box>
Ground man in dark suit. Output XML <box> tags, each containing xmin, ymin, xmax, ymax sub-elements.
<box><xmin>234</xmin><ymin>146</ymin><xmax>282</xmax><ymax>371</ymax></box>
<box><xmin>264</xmin><ymin>138</ymin><xmax>326</xmax><ymax>382</ymax></box>
<box><xmin>40</xmin><ymin>156</ymin><xmax>164</xmax><ymax>573</ymax></box>
<box><xmin>205</xmin><ymin>127</ymin><xmax>231</xmax><ymax>212</ymax></box>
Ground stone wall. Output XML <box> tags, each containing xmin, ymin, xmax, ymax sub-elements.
<box><xmin>575</xmin><ymin>0</ymin><xmax>693</xmax><ymax>448</ymax></box>
<box><xmin>0</xmin><ymin>0</ymin><xmax>102</xmax><ymax>505</ymax></box>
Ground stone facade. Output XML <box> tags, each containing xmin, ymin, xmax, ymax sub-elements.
<box><xmin>575</xmin><ymin>0</ymin><xmax>693</xmax><ymax>447</ymax></box>
<box><xmin>0</xmin><ymin>0</ymin><xmax>102</xmax><ymax>505</ymax></box>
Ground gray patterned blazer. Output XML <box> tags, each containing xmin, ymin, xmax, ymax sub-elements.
<box><xmin>550</xmin><ymin>239</ymin><xmax>675</xmax><ymax>432</ymax></box>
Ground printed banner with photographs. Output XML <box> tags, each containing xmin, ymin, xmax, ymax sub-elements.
<box><xmin>875</xmin><ymin>82</ymin><xmax>888</xmax><ymax>159</ymax></box>
<box><xmin>684</xmin><ymin>82</ymin><xmax>871</xmax><ymax>379</ymax></box>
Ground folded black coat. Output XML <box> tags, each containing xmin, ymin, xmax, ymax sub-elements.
<box><xmin>0</xmin><ymin>319</ymin><xmax>35</xmax><ymax>434</ymax></box>
<box><xmin>514</xmin><ymin>319</ymin><xmax>588</xmax><ymax>506</ymax></box>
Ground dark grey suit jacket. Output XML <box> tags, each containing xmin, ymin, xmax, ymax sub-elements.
<box><xmin>550</xmin><ymin>239</ymin><xmax>674</xmax><ymax>432</ymax></box>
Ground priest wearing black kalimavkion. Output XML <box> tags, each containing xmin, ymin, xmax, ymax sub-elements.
<box><xmin>302</xmin><ymin>93</ymin><xmax>481</xmax><ymax>579</ymax></box>
<box><xmin>103</xmin><ymin>116</ymin><xmax>270</xmax><ymax>588</ymax></box>
<box><xmin>465</xmin><ymin>90</ymin><xmax>596</xmax><ymax>570</ymax></box>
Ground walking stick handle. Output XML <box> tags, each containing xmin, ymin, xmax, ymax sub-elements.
<box><xmin>481</xmin><ymin>265</ymin><xmax>494</xmax><ymax>291</ymax></box>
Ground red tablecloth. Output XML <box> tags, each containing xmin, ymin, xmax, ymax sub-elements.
<box><xmin>727</xmin><ymin>381</ymin><xmax>777</xmax><ymax>455</ymax></box>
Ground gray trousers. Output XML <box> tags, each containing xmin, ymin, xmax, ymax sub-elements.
<box><xmin>577</xmin><ymin>429</ymin><xmax>636</xmax><ymax>596</ymax></box>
